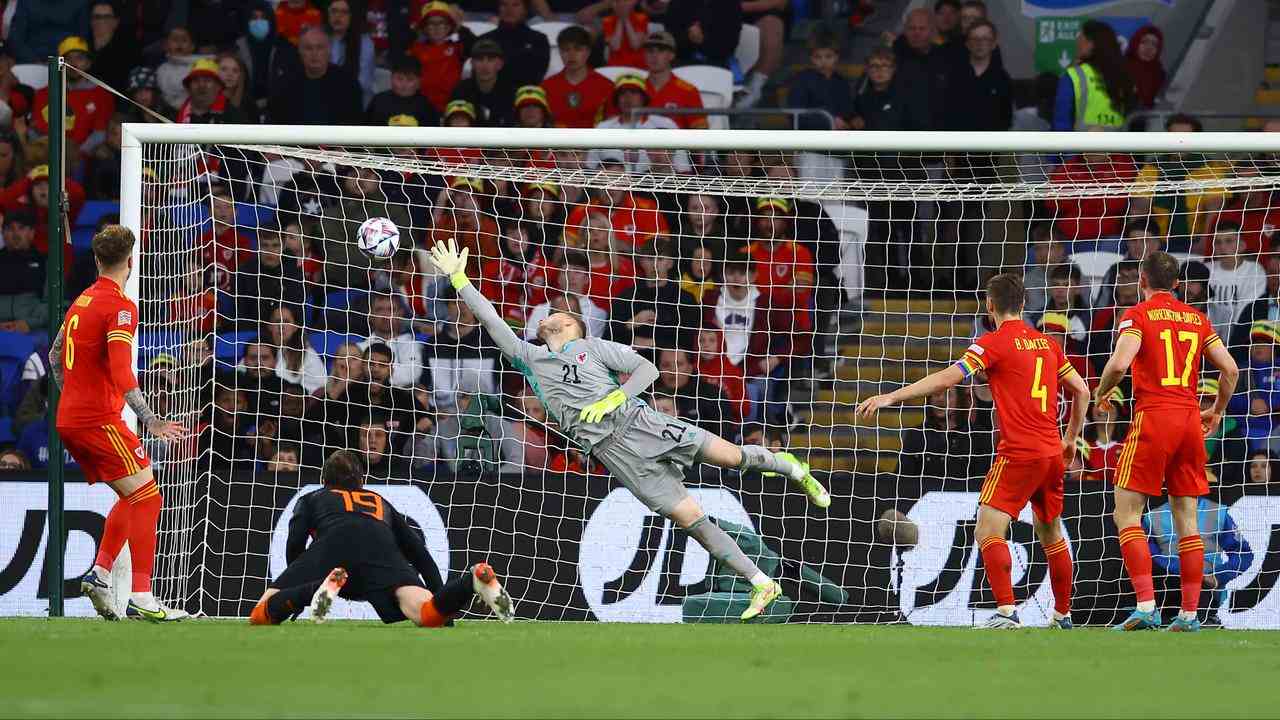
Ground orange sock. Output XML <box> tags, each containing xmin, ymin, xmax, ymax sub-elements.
<box><xmin>1043</xmin><ymin>538</ymin><xmax>1073</xmax><ymax>616</ymax></box>
<box><xmin>125</xmin><ymin>480</ymin><xmax>162</xmax><ymax>593</ymax></box>
<box><xmin>249</xmin><ymin>598</ymin><xmax>275</xmax><ymax>625</ymax></box>
<box><xmin>978</xmin><ymin>536</ymin><xmax>1014</xmax><ymax>608</ymax></box>
<box><xmin>1118</xmin><ymin>525</ymin><xmax>1154</xmax><ymax>603</ymax></box>
<box><xmin>1178</xmin><ymin>534</ymin><xmax>1205</xmax><ymax>614</ymax></box>
<box><xmin>418</xmin><ymin>595</ymin><xmax>447</xmax><ymax>628</ymax></box>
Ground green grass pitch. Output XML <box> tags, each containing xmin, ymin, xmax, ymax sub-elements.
<box><xmin>6</xmin><ymin>618</ymin><xmax>1280</xmax><ymax>718</ymax></box>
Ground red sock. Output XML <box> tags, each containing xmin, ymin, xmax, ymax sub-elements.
<box><xmin>125</xmin><ymin>480</ymin><xmax>163</xmax><ymax>593</ymax></box>
<box><xmin>1118</xmin><ymin>525</ymin><xmax>1154</xmax><ymax>603</ymax></box>
<box><xmin>979</xmin><ymin>536</ymin><xmax>1014</xmax><ymax>608</ymax></box>
<box><xmin>1178</xmin><ymin>534</ymin><xmax>1205</xmax><ymax>614</ymax></box>
<box><xmin>94</xmin><ymin>499</ymin><xmax>131</xmax><ymax>570</ymax></box>
<box><xmin>1043</xmin><ymin>537</ymin><xmax>1073</xmax><ymax>616</ymax></box>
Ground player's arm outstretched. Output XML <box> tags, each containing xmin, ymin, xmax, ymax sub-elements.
<box><xmin>429</xmin><ymin>238</ymin><xmax>536</xmax><ymax>362</ymax></box>
<box><xmin>578</xmin><ymin>339</ymin><xmax>660</xmax><ymax>423</ymax></box>
<box><xmin>855</xmin><ymin>365</ymin><xmax>967</xmax><ymax>420</ymax></box>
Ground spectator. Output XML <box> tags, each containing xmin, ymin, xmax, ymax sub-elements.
<box><xmin>121</xmin><ymin>67</ymin><xmax>172</xmax><ymax>124</ymax></box>
<box><xmin>1088</xmin><ymin>260</ymin><xmax>1141</xmax><ymax>359</ymax></box>
<box><xmin>155</xmin><ymin>26</ymin><xmax>200</xmax><ymax>110</ymax></box>
<box><xmin>736</xmin><ymin>0</ymin><xmax>788</xmax><ymax>108</ymax></box>
<box><xmin>326</xmin><ymin>0</ymin><xmax>375</xmax><ymax>104</ymax></box>
<box><xmin>542</xmin><ymin>26</ymin><xmax>613</xmax><ymax>129</ymax></box>
<box><xmin>1230</xmin><ymin>259</ymin><xmax>1280</xmax><ymax>355</ymax></box>
<box><xmin>0</xmin><ymin>209</ymin><xmax>45</xmax><ymax>333</ymax></box>
<box><xmin>425</xmin><ymin>293</ymin><xmax>502</xmax><ymax>416</ymax></box>
<box><xmin>680</xmin><ymin>244</ymin><xmax>717</xmax><ymax>302</ymax></box>
<box><xmin>367</xmin><ymin>55</ymin><xmax>439</xmax><ymax>128</ymax></box>
<box><xmin>234</xmin><ymin>224</ymin><xmax>307</xmax><ymax>324</ymax></box>
<box><xmin>508</xmin><ymin>391</ymin><xmax>553</xmax><ymax>470</ymax></box>
<box><xmin>238</xmin><ymin>1</ymin><xmax>300</xmax><ymax>123</ymax></box>
<box><xmin>409</xmin><ymin>3</ymin><xmax>474</xmax><ymax>113</ymax></box>
<box><xmin>1022</xmin><ymin>223</ymin><xmax>1071</xmax><ymax>314</ymax></box>
<box><xmin>0</xmin><ymin>165</ymin><xmax>84</xmax><ymax>263</ymax></box>
<box><xmin>1039</xmin><ymin>263</ymin><xmax>1089</xmax><ymax>345</ymax></box>
<box><xmin>702</xmin><ymin>251</ymin><xmax>759</xmax><ymax>369</ymax></box>
<box><xmin>603</xmin><ymin>0</ymin><xmax>648</xmax><ymax>69</ymax></box>
<box><xmin>1098</xmin><ymin>221</ymin><xmax>1163</xmax><ymax>304</ymax></box>
<box><xmin>1128</xmin><ymin>114</ymin><xmax>1230</xmax><ymax>254</ymax></box>
<box><xmin>1078</xmin><ymin>390</ymin><xmax>1125</xmax><ymax>483</ymax></box>
<box><xmin>308</xmin><ymin>341</ymin><xmax>373</xmax><ymax>448</ymax></box>
<box><xmin>431</xmin><ymin>176</ymin><xmax>501</xmax><ymax>277</ymax></box>
<box><xmin>198</xmin><ymin>182</ymin><xmax>253</xmax><ymax>290</ymax></box>
<box><xmin>696</xmin><ymin>327</ymin><xmax>749</xmax><ymax>421</ymax></box>
<box><xmin>1054</xmin><ymin>19</ymin><xmax>1134</xmax><ymax>131</ymax></box>
<box><xmin>87</xmin><ymin>2</ymin><xmax>138</xmax><ymax>92</ymax></box>
<box><xmin>266</xmin><ymin>442</ymin><xmax>301</xmax><ymax>472</ymax></box>
<box><xmin>642</xmin><ymin>31</ymin><xmax>708</xmax><ymax>129</ymax></box>
<box><xmin>263</xmin><ymin>304</ymin><xmax>326</xmax><ymax>394</ymax></box>
<box><xmin>481</xmin><ymin>0</ymin><xmax>551</xmax><ymax>89</ymax></box>
<box><xmin>1040</xmin><ymin>312</ymin><xmax>1094</xmax><ymax>384</ymax></box>
<box><xmin>7</xmin><ymin>1</ymin><xmax>90</xmax><ymax>64</ymax></box>
<box><xmin>662</xmin><ymin>0</ymin><xmax>741</xmax><ymax>70</ymax></box>
<box><xmin>217</xmin><ymin>52</ymin><xmax>256</xmax><ymax>123</ymax></box>
<box><xmin>0</xmin><ymin>47</ymin><xmax>33</xmax><ymax>132</ymax></box>
<box><xmin>86</xmin><ymin>112</ymin><xmax>125</xmax><ymax>200</ymax></box>
<box><xmin>1248</xmin><ymin>451</ymin><xmax>1273</xmax><ymax>485</ymax></box>
<box><xmin>592</xmin><ymin>76</ymin><xmax>691</xmax><ymax>175</ymax></box>
<box><xmin>677</xmin><ymin>192</ymin><xmax>729</xmax><ymax>260</ymax></box>
<box><xmin>654</xmin><ymin>348</ymin><xmax>731</xmax><ymax>437</ymax></box>
<box><xmin>932</xmin><ymin>0</ymin><xmax>961</xmax><ymax>45</ymax></box>
<box><xmin>852</xmin><ymin>47</ymin><xmax>923</xmax><ymax>132</ymax></box>
<box><xmin>1206</xmin><ymin>222</ymin><xmax>1266</xmax><ymax>332</ymax></box>
<box><xmin>358</xmin><ymin>294</ymin><xmax>425</xmax><ymax>387</ymax></box>
<box><xmin>319</xmin><ymin>166</ymin><xmax>413</xmax><ymax>289</ymax></box>
<box><xmin>1230</xmin><ymin>322</ymin><xmax>1280</xmax><ymax>417</ymax></box>
<box><xmin>1205</xmin><ymin>164</ymin><xmax>1279</xmax><ymax>257</ymax></box>
<box><xmin>269</xmin><ymin>27</ymin><xmax>364</xmax><ymax>125</ymax></box>
<box><xmin>0</xmin><ymin>448</ymin><xmax>31</xmax><ymax>472</ymax></box>
<box><xmin>275</xmin><ymin>0</ymin><xmax>324</xmax><ymax>45</ymax></box>
<box><xmin>279</xmin><ymin>217</ymin><xmax>322</xmax><ymax>282</ymax></box>
<box><xmin>364</xmin><ymin>343</ymin><xmax>420</xmax><ymax>450</ymax></box>
<box><xmin>1125</xmin><ymin>25</ymin><xmax>1165</xmax><ymax>110</ymax></box>
<box><xmin>514</xmin><ymin>85</ymin><xmax>554</xmax><ymax>129</ymax></box>
<box><xmin>609</xmin><ymin>236</ymin><xmax>700</xmax><ymax>346</ymax></box>
<box><xmin>518</xmin><ymin>182</ymin><xmax>567</xmax><ymax>247</ymax></box>
<box><xmin>478</xmin><ymin>221</ymin><xmax>554</xmax><ymax>325</ymax></box>
<box><xmin>889</xmin><ymin>8</ymin><xmax>948</xmax><ymax>130</ymax></box>
<box><xmin>523</xmin><ymin>250</ymin><xmax>608</xmax><ymax>340</ymax></box>
<box><xmin>166</xmin><ymin>255</ymin><xmax>217</xmax><ymax>334</ymax></box>
<box><xmin>787</xmin><ymin>28</ymin><xmax>855</xmax><ymax>131</ymax></box>
<box><xmin>1178</xmin><ymin>258</ymin><xmax>1212</xmax><ymax>317</ymax></box>
<box><xmin>358</xmin><ymin>414</ymin><xmax>409</xmax><ymax>479</ymax></box>
<box><xmin>177</xmin><ymin>58</ymin><xmax>249</xmax><ymax>124</ymax></box>
<box><xmin>572</xmin><ymin>152</ymin><xmax>670</xmax><ymax>246</ymax></box>
<box><xmin>31</xmin><ymin>37</ymin><xmax>115</xmax><ymax>152</ymax></box>
<box><xmin>1045</xmin><ymin>150</ymin><xmax>1137</xmax><ymax>248</ymax></box>
<box><xmin>943</xmin><ymin>20</ymin><xmax>1010</xmax><ymax>133</ymax></box>
<box><xmin>449</xmin><ymin>39</ymin><xmax>515</xmax><ymax>127</ymax></box>
<box><xmin>898</xmin><ymin>387</ymin><xmax>993</xmax><ymax>481</ymax></box>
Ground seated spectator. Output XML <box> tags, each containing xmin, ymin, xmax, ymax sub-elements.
<box><xmin>236</xmin><ymin>341</ymin><xmax>291</xmax><ymax>412</ymax></box>
<box><xmin>696</xmin><ymin>327</ymin><xmax>748</xmax><ymax>420</ymax></box>
<box><xmin>198</xmin><ymin>183</ymin><xmax>254</xmax><ymax>291</ymax></box>
<box><xmin>542</xmin><ymin>26</ymin><xmax>613</xmax><ymax>129</ymax></box>
<box><xmin>431</xmin><ymin>177</ymin><xmax>501</xmax><ymax>277</ymax></box>
<box><xmin>155</xmin><ymin>26</ymin><xmax>200</xmax><ymax>111</ymax></box>
<box><xmin>1040</xmin><ymin>312</ymin><xmax>1094</xmax><ymax>386</ymax></box>
<box><xmin>0</xmin><ymin>447</ymin><xmax>31</xmax><ymax>472</ymax></box>
<box><xmin>1088</xmin><ymin>261</ymin><xmax>1140</xmax><ymax>359</ymax></box>
<box><xmin>326</xmin><ymin>0</ymin><xmax>375</xmax><ymax>103</ymax></box>
<box><xmin>662</xmin><ymin>0</ymin><xmax>741</xmax><ymax>69</ymax></box>
<box><xmin>520</xmin><ymin>182</ymin><xmax>568</xmax><ymax>247</ymax></box>
<box><xmin>279</xmin><ymin>217</ymin><xmax>322</xmax><ymax>283</ymax></box>
<box><xmin>603</xmin><ymin>0</ymin><xmax>648</xmax><ymax>69</ymax></box>
<box><xmin>747</xmin><ymin>197</ymin><xmax>816</xmax><ymax>355</ymax></box>
<box><xmin>514</xmin><ymin>85</ymin><xmax>554</xmax><ymax>129</ymax></box>
<box><xmin>1046</xmin><ymin>151</ymin><xmax>1137</xmax><ymax>249</ymax></box>
<box><xmin>1206</xmin><ymin>222</ymin><xmax>1266</xmax><ymax>332</ymax></box>
<box><xmin>0</xmin><ymin>45</ymin><xmax>32</xmax><ymax>130</ymax></box>
<box><xmin>702</xmin><ymin>251</ymin><xmax>759</xmax><ymax>369</ymax></box>
<box><xmin>449</xmin><ymin>39</ymin><xmax>515</xmax><ymax>127</ymax></box>
<box><xmin>266</xmin><ymin>442</ymin><xmax>302</xmax><ymax>472</ymax></box>
<box><xmin>264</xmin><ymin>304</ymin><xmax>326</xmax><ymax>393</ymax></box>
<box><xmin>508</xmin><ymin>391</ymin><xmax>553</xmax><ymax>470</ymax></box>
<box><xmin>217</xmin><ymin>52</ymin><xmax>256</xmax><ymax>122</ymax></box>
<box><xmin>680</xmin><ymin>244</ymin><xmax>717</xmax><ymax>302</ymax></box>
<box><xmin>852</xmin><ymin>47</ymin><xmax>925</xmax><ymax>132</ymax></box>
<box><xmin>234</xmin><ymin>225</ymin><xmax>307</xmax><ymax>325</ymax></box>
<box><xmin>478</xmin><ymin>221</ymin><xmax>554</xmax><ymax>325</ymax></box>
<box><xmin>0</xmin><ymin>165</ymin><xmax>84</xmax><ymax>262</ymax></box>
<box><xmin>1075</xmin><ymin>388</ymin><xmax>1125</xmax><ymax>483</ymax></box>
<box><xmin>609</xmin><ymin>237</ymin><xmax>700</xmax><ymax>345</ymax></box>
<box><xmin>523</xmin><ymin>251</ymin><xmax>608</xmax><ymax>339</ymax></box>
<box><xmin>1129</xmin><ymin>114</ymin><xmax>1229</xmax><ymax>253</ymax></box>
<box><xmin>319</xmin><ymin>166</ymin><xmax>413</xmax><ymax>289</ymax></box>
<box><xmin>200</xmin><ymin>382</ymin><xmax>256</xmax><ymax>473</ymax></box>
<box><xmin>678</xmin><ymin>193</ymin><xmax>729</xmax><ymax>259</ymax></box>
<box><xmin>655</xmin><ymin>348</ymin><xmax>731</xmax><ymax>437</ymax></box>
<box><xmin>308</xmin><ymin>341</ymin><xmax>373</xmax><ymax>447</ymax></box>
<box><xmin>358</xmin><ymin>294</ymin><xmax>425</xmax><ymax>387</ymax></box>
<box><xmin>237</xmin><ymin>2</ymin><xmax>300</xmax><ymax>124</ymax></box>
<box><xmin>0</xmin><ymin>209</ymin><xmax>45</xmax><ymax>333</ymax></box>
<box><xmin>364</xmin><ymin>342</ymin><xmax>420</xmax><ymax>451</ymax></box>
<box><xmin>87</xmin><ymin>1</ymin><xmax>139</xmax><ymax>92</ymax></box>
<box><xmin>591</xmin><ymin>75</ymin><xmax>692</xmax><ymax>175</ymax></box>
<box><xmin>1022</xmin><ymin>223</ymin><xmax>1072</xmax><ymax>314</ymax></box>
<box><xmin>569</xmin><ymin>153</ymin><xmax>669</xmax><ymax>246</ymax></box>
<box><xmin>406</xmin><ymin>383</ymin><xmax>447</xmax><ymax>469</ymax></box>
<box><xmin>1099</xmin><ymin>221</ymin><xmax>1163</xmax><ymax>303</ymax></box>
<box><xmin>787</xmin><ymin>28</ymin><xmax>854</xmax><ymax>131</ymax></box>
<box><xmin>1179</xmin><ymin>258</ymin><xmax>1212</xmax><ymax>317</ymax></box>
<box><xmin>888</xmin><ymin>7</ymin><xmax>948</xmax><ymax>132</ymax></box>
<box><xmin>1206</xmin><ymin>166</ymin><xmax>1279</xmax><ymax>257</ymax></box>
<box><xmin>0</xmin><ymin>131</ymin><xmax>26</xmax><ymax>190</ymax></box>
<box><xmin>425</xmin><ymin>293</ymin><xmax>502</xmax><ymax>416</ymax></box>
<box><xmin>897</xmin><ymin>386</ymin><xmax>993</xmax><ymax>481</ymax></box>
<box><xmin>1039</xmin><ymin>264</ymin><xmax>1089</xmax><ymax>345</ymax></box>
<box><xmin>580</xmin><ymin>212</ymin><xmax>636</xmax><ymax>306</ymax></box>
<box><xmin>86</xmin><ymin>113</ymin><xmax>125</xmax><ymax>199</ymax></box>
<box><xmin>943</xmin><ymin>20</ymin><xmax>1010</xmax><ymax>134</ymax></box>
<box><xmin>481</xmin><ymin>0</ymin><xmax>551</xmax><ymax>89</ymax></box>
<box><xmin>358</xmin><ymin>413</ymin><xmax>410</xmax><ymax>479</ymax></box>
<box><xmin>178</xmin><ymin>58</ymin><xmax>248</xmax><ymax>124</ymax></box>
<box><xmin>642</xmin><ymin>31</ymin><xmax>707</xmax><ymax>129</ymax></box>
<box><xmin>270</xmin><ymin>26</ymin><xmax>364</xmax><ymax>125</ymax></box>
<box><xmin>1248</xmin><ymin>451</ymin><xmax>1273</xmax><ymax>486</ymax></box>
<box><xmin>1125</xmin><ymin>25</ymin><xmax>1166</xmax><ymax>111</ymax></box>
<box><xmin>367</xmin><ymin>55</ymin><xmax>440</xmax><ymax>128</ymax></box>
<box><xmin>31</xmin><ymin>37</ymin><xmax>115</xmax><ymax>152</ymax></box>
<box><xmin>275</xmin><ymin>0</ymin><xmax>324</xmax><ymax>45</ymax></box>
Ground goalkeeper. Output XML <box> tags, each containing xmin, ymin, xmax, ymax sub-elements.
<box><xmin>429</xmin><ymin>240</ymin><xmax>830</xmax><ymax>621</ymax></box>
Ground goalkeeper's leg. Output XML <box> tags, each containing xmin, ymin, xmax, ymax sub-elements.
<box><xmin>698</xmin><ymin>433</ymin><xmax>830</xmax><ymax>509</ymax></box>
<box><xmin>667</xmin><ymin>497</ymin><xmax>781</xmax><ymax>621</ymax></box>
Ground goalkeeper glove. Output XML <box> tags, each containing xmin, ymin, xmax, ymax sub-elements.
<box><xmin>428</xmin><ymin>238</ymin><xmax>471</xmax><ymax>289</ymax></box>
<box><xmin>579</xmin><ymin>389</ymin><xmax>627</xmax><ymax>424</ymax></box>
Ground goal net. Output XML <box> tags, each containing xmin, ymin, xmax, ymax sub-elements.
<box><xmin>123</xmin><ymin>125</ymin><xmax>1280</xmax><ymax>627</ymax></box>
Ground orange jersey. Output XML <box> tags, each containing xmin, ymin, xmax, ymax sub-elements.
<box><xmin>602</xmin><ymin>12</ymin><xmax>648</xmax><ymax>68</ymax></box>
<box><xmin>646</xmin><ymin>75</ymin><xmax>707</xmax><ymax>129</ymax></box>
<box><xmin>542</xmin><ymin>70</ymin><xmax>614</xmax><ymax>129</ymax></box>
<box><xmin>56</xmin><ymin>277</ymin><xmax>139</xmax><ymax>428</ymax></box>
<box><xmin>409</xmin><ymin>39</ymin><xmax>466</xmax><ymax>112</ymax></box>
<box><xmin>958</xmin><ymin>320</ymin><xmax>1075</xmax><ymax>460</ymax></box>
<box><xmin>1118</xmin><ymin>291</ymin><xmax>1222</xmax><ymax>412</ymax></box>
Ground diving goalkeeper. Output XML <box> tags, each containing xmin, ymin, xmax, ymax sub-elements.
<box><xmin>429</xmin><ymin>240</ymin><xmax>829</xmax><ymax>621</ymax></box>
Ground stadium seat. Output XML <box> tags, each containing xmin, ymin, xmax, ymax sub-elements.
<box><xmin>1070</xmin><ymin>250</ymin><xmax>1123</xmax><ymax>304</ymax></box>
<box><xmin>373</xmin><ymin>67</ymin><xmax>391</xmax><ymax>95</ymax></box>
<box><xmin>75</xmin><ymin>200</ymin><xmax>121</xmax><ymax>230</ymax></box>
<box><xmin>11</xmin><ymin>63</ymin><xmax>46</xmax><ymax>90</ymax></box>
<box><xmin>672</xmin><ymin>65</ymin><xmax>732</xmax><ymax>129</ymax></box>
<box><xmin>324</xmin><ymin>289</ymin><xmax>368</xmax><ymax>312</ymax></box>
<box><xmin>596</xmin><ymin>66</ymin><xmax>647</xmax><ymax>83</ymax></box>
<box><xmin>464</xmin><ymin>20</ymin><xmax>496</xmax><ymax>37</ymax></box>
<box><xmin>0</xmin><ymin>331</ymin><xmax>37</xmax><ymax>413</ymax></box>
<box><xmin>545</xmin><ymin>51</ymin><xmax>564</xmax><ymax>79</ymax></box>
<box><xmin>212</xmin><ymin>330</ymin><xmax>258</xmax><ymax>366</ymax></box>
<box><xmin>137</xmin><ymin>330</ymin><xmax>189</xmax><ymax>367</ymax></box>
<box><xmin>309</xmin><ymin>331</ymin><xmax>365</xmax><ymax>367</ymax></box>
<box><xmin>734</xmin><ymin>24</ymin><xmax>761</xmax><ymax>87</ymax></box>
<box><xmin>0</xmin><ymin>417</ymin><xmax>13</xmax><ymax>445</ymax></box>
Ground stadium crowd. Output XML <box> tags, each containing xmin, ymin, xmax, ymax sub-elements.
<box><xmin>0</xmin><ymin>0</ymin><xmax>1276</xmax><ymax>490</ymax></box>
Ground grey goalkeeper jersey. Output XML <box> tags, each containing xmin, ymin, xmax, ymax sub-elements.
<box><xmin>458</xmin><ymin>283</ymin><xmax>658</xmax><ymax>453</ymax></box>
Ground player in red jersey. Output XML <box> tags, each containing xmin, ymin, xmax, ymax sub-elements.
<box><xmin>49</xmin><ymin>225</ymin><xmax>186</xmax><ymax>622</ymax></box>
<box><xmin>1094</xmin><ymin>252</ymin><xmax>1239</xmax><ymax>632</ymax></box>
<box><xmin>858</xmin><ymin>274</ymin><xmax>1090</xmax><ymax>629</ymax></box>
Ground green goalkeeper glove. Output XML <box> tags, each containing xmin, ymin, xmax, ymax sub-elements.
<box><xmin>579</xmin><ymin>389</ymin><xmax>627</xmax><ymax>424</ymax></box>
<box><xmin>428</xmin><ymin>238</ymin><xmax>471</xmax><ymax>290</ymax></box>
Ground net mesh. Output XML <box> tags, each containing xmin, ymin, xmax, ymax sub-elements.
<box><xmin>132</xmin><ymin>138</ymin><xmax>1280</xmax><ymax>627</ymax></box>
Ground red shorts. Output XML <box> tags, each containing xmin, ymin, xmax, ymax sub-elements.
<box><xmin>978</xmin><ymin>453</ymin><xmax>1065</xmax><ymax>523</ymax></box>
<box><xmin>1114</xmin><ymin>407</ymin><xmax>1208</xmax><ymax>497</ymax></box>
<box><xmin>57</xmin><ymin>418</ymin><xmax>150</xmax><ymax>484</ymax></box>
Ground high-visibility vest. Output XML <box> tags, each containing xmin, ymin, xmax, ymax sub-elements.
<box><xmin>1067</xmin><ymin>62</ymin><xmax>1124</xmax><ymax>130</ymax></box>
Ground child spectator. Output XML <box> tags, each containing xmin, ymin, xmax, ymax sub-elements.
<box><xmin>1229</xmin><ymin>322</ymin><xmax>1280</xmax><ymax>417</ymax></box>
<box><xmin>367</xmin><ymin>55</ymin><xmax>441</xmax><ymax>127</ymax></box>
<box><xmin>156</xmin><ymin>26</ymin><xmax>199</xmax><ymax>110</ymax></box>
<box><xmin>787</xmin><ymin>28</ymin><xmax>854</xmax><ymax>130</ymax></box>
<box><xmin>198</xmin><ymin>183</ymin><xmax>254</xmax><ymax>290</ymax></box>
<box><xmin>542</xmin><ymin>26</ymin><xmax>614</xmax><ymax>129</ymax></box>
<box><xmin>1045</xmin><ymin>150</ymin><xmax>1137</xmax><ymax>249</ymax></box>
<box><xmin>942</xmin><ymin>20</ymin><xmax>1010</xmax><ymax>133</ymax></box>
<box><xmin>696</xmin><ymin>327</ymin><xmax>749</xmax><ymax>421</ymax></box>
<box><xmin>642</xmin><ymin>31</ymin><xmax>707</xmax><ymax>129</ymax></box>
<box><xmin>680</xmin><ymin>244</ymin><xmax>717</xmax><ymax>302</ymax></box>
<box><xmin>603</xmin><ymin>0</ymin><xmax>648</xmax><ymax>69</ymax></box>
<box><xmin>1244</xmin><ymin>394</ymin><xmax>1275</xmax><ymax>455</ymax></box>
<box><xmin>702</xmin><ymin>251</ymin><xmax>759</xmax><ymax>369</ymax></box>
<box><xmin>514</xmin><ymin>85</ymin><xmax>554</xmax><ymax>129</ymax></box>
<box><xmin>1206</xmin><ymin>222</ymin><xmax>1266</xmax><ymax>332</ymax></box>
<box><xmin>1078</xmin><ymin>388</ymin><xmax>1125</xmax><ymax>483</ymax></box>
<box><xmin>1038</xmin><ymin>264</ymin><xmax>1089</xmax><ymax>346</ymax></box>
<box><xmin>1022</xmin><ymin>223</ymin><xmax>1072</xmax><ymax>314</ymax></box>
<box><xmin>851</xmin><ymin>47</ymin><xmax>923</xmax><ymax>131</ymax></box>
<box><xmin>592</xmin><ymin>75</ymin><xmax>692</xmax><ymax>175</ymax></box>
<box><xmin>408</xmin><ymin>2</ymin><xmax>474</xmax><ymax>113</ymax></box>
<box><xmin>31</xmin><ymin>37</ymin><xmax>115</xmax><ymax>151</ymax></box>
<box><xmin>275</xmin><ymin>0</ymin><xmax>324</xmax><ymax>45</ymax></box>
<box><xmin>233</xmin><ymin>224</ymin><xmax>307</xmax><ymax>325</ymax></box>
<box><xmin>450</xmin><ymin>38</ymin><xmax>515</xmax><ymax>127</ymax></box>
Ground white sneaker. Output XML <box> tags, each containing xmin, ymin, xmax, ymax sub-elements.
<box><xmin>126</xmin><ymin>592</ymin><xmax>190</xmax><ymax>622</ymax></box>
<box><xmin>978</xmin><ymin>611</ymin><xmax>1022</xmax><ymax>629</ymax></box>
<box><xmin>472</xmin><ymin>563</ymin><xmax>514</xmax><ymax>623</ymax></box>
<box><xmin>307</xmin><ymin>567</ymin><xmax>348</xmax><ymax>624</ymax></box>
<box><xmin>79</xmin><ymin>567</ymin><xmax>119</xmax><ymax>621</ymax></box>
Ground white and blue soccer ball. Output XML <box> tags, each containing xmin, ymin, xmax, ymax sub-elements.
<box><xmin>356</xmin><ymin>216</ymin><xmax>401</xmax><ymax>259</ymax></box>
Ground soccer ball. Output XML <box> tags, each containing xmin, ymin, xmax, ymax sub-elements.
<box><xmin>357</xmin><ymin>216</ymin><xmax>400</xmax><ymax>259</ymax></box>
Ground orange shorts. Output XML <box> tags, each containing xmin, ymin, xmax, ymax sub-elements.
<box><xmin>58</xmin><ymin>418</ymin><xmax>150</xmax><ymax>484</ymax></box>
<box><xmin>978</xmin><ymin>453</ymin><xmax>1065</xmax><ymax>523</ymax></box>
<box><xmin>1114</xmin><ymin>407</ymin><xmax>1208</xmax><ymax>498</ymax></box>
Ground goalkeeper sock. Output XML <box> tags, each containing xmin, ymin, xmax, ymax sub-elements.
<box><xmin>978</xmin><ymin>536</ymin><xmax>1014</xmax><ymax>610</ymax></box>
<box><xmin>432</xmin><ymin>573</ymin><xmax>475</xmax><ymax>617</ymax></box>
<box><xmin>739</xmin><ymin>445</ymin><xmax>793</xmax><ymax>477</ymax></box>
<box><xmin>1118</xmin><ymin>525</ymin><xmax>1156</xmax><ymax>611</ymax></box>
<box><xmin>1178</xmin><ymin>534</ymin><xmax>1205</xmax><ymax>615</ymax></box>
<box><xmin>685</xmin><ymin>515</ymin><xmax>764</xmax><ymax>583</ymax></box>
<box><xmin>1044</xmin><ymin>537</ymin><xmax>1073</xmax><ymax>617</ymax></box>
<box><xmin>94</xmin><ymin>498</ymin><xmax>131</xmax><ymax>573</ymax></box>
<box><xmin>125</xmin><ymin>480</ymin><xmax>162</xmax><ymax>593</ymax></box>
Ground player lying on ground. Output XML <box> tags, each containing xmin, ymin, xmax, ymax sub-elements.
<box><xmin>250</xmin><ymin>450</ymin><xmax>514</xmax><ymax>626</ymax></box>
<box><xmin>1093</xmin><ymin>252</ymin><xmax>1239</xmax><ymax>632</ymax></box>
<box><xmin>428</xmin><ymin>239</ymin><xmax>828</xmax><ymax>621</ymax></box>
<box><xmin>857</xmin><ymin>273</ymin><xmax>1090</xmax><ymax>629</ymax></box>
<box><xmin>49</xmin><ymin>225</ymin><xmax>187</xmax><ymax>622</ymax></box>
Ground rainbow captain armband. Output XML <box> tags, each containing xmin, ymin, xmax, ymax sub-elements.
<box><xmin>955</xmin><ymin>344</ymin><xmax>987</xmax><ymax>379</ymax></box>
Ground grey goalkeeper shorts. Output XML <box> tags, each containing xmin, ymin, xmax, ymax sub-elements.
<box><xmin>591</xmin><ymin>406</ymin><xmax>707</xmax><ymax>515</ymax></box>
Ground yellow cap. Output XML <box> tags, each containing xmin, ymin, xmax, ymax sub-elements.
<box><xmin>1038</xmin><ymin>312</ymin><xmax>1070</xmax><ymax>334</ymax></box>
<box><xmin>58</xmin><ymin>36</ymin><xmax>90</xmax><ymax>57</ymax></box>
<box><xmin>417</xmin><ymin>1</ymin><xmax>456</xmax><ymax>26</ymax></box>
<box><xmin>388</xmin><ymin>113</ymin><xmax>419</xmax><ymax>127</ymax></box>
<box><xmin>754</xmin><ymin>197</ymin><xmax>793</xmax><ymax>214</ymax></box>
<box><xmin>514</xmin><ymin>85</ymin><xmax>550</xmax><ymax>112</ymax></box>
<box><xmin>1251</xmin><ymin>321</ymin><xmax>1280</xmax><ymax>344</ymax></box>
<box><xmin>184</xmin><ymin>58</ymin><xmax>223</xmax><ymax>87</ymax></box>
<box><xmin>27</xmin><ymin>164</ymin><xmax>49</xmax><ymax>181</ymax></box>
<box><xmin>443</xmin><ymin>99</ymin><xmax>476</xmax><ymax>121</ymax></box>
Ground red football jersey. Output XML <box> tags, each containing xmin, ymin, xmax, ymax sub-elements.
<box><xmin>542</xmin><ymin>70</ymin><xmax>614</xmax><ymax>129</ymax></box>
<box><xmin>602</xmin><ymin>12</ymin><xmax>648</xmax><ymax>68</ymax></box>
<box><xmin>1118</xmin><ymin>291</ymin><xmax>1222</xmax><ymax>412</ymax></box>
<box><xmin>958</xmin><ymin>320</ymin><xmax>1075</xmax><ymax>460</ymax></box>
<box><xmin>56</xmin><ymin>277</ymin><xmax>139</xmax><ymax>428</ymax></box>
<box><xmin>646</xmin><ymin>75</ymin><xmax>707</xmax><ymax>129</ymax></box>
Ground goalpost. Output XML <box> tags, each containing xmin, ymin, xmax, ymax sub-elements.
<box><xmin>115</xmin><ymin>123</ymin><xmax>1280</xmax><ymax>626</ymax></box>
